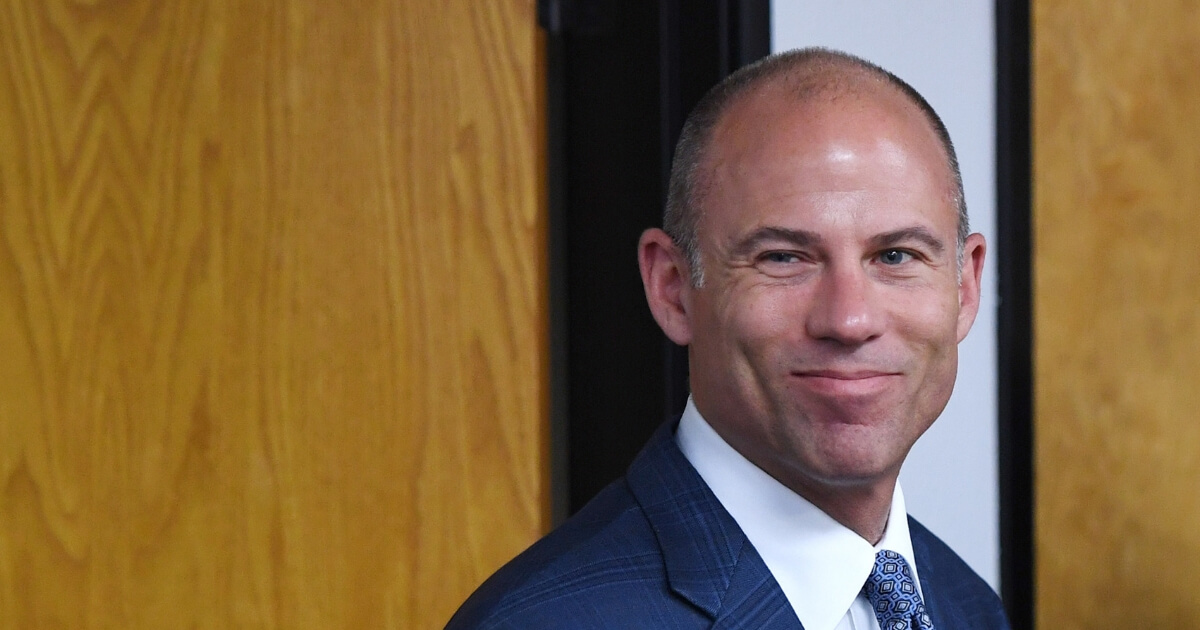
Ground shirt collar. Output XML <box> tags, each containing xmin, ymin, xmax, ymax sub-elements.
<box><xmin>675</xmin><ymin>397</ymin><xmax>919</xmax><ymax>630</ymax></box>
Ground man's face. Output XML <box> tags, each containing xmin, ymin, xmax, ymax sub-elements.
<box><xmin>682</xmin><ymin>88</ymin><xmax>984</xmax><ymax>497</ymax></box>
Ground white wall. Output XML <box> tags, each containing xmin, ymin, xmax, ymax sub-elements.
<box><xmin>771</xmin><ymin>1</ymin><xmax>1000</xmax><ymax>589</ymax></box>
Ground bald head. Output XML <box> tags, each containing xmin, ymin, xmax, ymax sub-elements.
<box><xmin>664</xmin><ymin>48</ymin><xmax>967</xmax><ymax>285</ymax></box>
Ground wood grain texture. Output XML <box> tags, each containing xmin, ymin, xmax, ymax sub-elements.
<box><xmin>1034</xmin><ymin>1</ymin><xmax>1200</xmax><ymax>626</ymax></box>
<box><xmin>0</xmin><ymin>1</ymin><xmax>546</xmax><ymax>627</ymax></box>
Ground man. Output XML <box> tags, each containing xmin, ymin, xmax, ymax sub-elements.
<box><xmin>448</xmin><ymin>48</ymin><xmax>1010</xmax><ymax>629</ymax></box>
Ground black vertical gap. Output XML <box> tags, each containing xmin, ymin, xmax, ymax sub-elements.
<box><xmin>996</xmin><ymin>1</ymin><xmax>1034</xmax><ymax>628</ymax></box>
<box><xmin>542</xmin><ymin>7</ymin><xmax>571</xmax><ymax>526</ymax></box>
<box><xmin>549</xmin><ymin>0</ymin><xmax>770</xmax><ymax>515</ymax></box>
<box><xmin>716</xmin><ymin>0</ymin><xmax>732</xmax><ymax>77</ymax></box>
<box><xmin>730</xmin><ymin>0</ymin><xmax>770</xmax><ymax>67</ymax></box>
<box><xmin>555</xmin><ymin>0</ymin><xmax>669</xmax><ymax>515</ymax></box>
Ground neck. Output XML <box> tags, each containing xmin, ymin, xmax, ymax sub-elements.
<box><xmin>781</xmin><ymin>473</ymin><xmax>898</xmax><ymax>544</ymax></box>
<box><xmin>711</xmin><ymin>424</ymin><xmax>900</xmax><ymax>543</ymax></box>
<box><xmin>686</xmin><ymin>400</ymin><xmax>902</xmax><ymax>544</ymax></box>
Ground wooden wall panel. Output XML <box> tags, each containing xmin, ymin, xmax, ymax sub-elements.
<box><xmin>0</xmin><ymin>1</ymin><xmax>546</xmax><ymax>628</ymax></box>
<box><xmin>1034</xmin><ymin>1</ymin><xmax>1200</xmax><ymax>626</ymax></box>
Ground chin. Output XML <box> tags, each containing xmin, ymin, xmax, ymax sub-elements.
<box><xmin>794</xmin><ymin>443</ymin><xmax>905</xmax><ymax>490</ymax></box>
<box><xmin>808</xmin><ymin>465</ymin><xmax>896</xmax><ymax>490</ymax></box>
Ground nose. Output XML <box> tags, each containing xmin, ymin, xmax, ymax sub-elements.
<box><xmin>804</xmin><ymin>263</ymin><xmax>885</xmax><ymax>346</ymax></box>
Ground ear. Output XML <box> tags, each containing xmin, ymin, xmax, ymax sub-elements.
<box><xmin>638</xmin><ymin>228</ymin><xmax>694</xmax><ymax>346</ymax></box>
<box><xmin>956</xmin><ymin>232</ymin><xmax>987</xmax><ymax>342</ymax></box>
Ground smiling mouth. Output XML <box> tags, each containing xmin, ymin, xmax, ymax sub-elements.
<box><xmin>798</xmin><ymin>369</ymin><xmax>896</xmax><ymax>379</ymax></box>
<box><xmin>791</xmin><ymin>370</ymin><xmax>901</xmax><ymax>396</ymax></box>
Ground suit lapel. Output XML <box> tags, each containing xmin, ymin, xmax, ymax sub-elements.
<box><xmin>910</xmin><ymin>516</ymin><xmax>962</xmax><ymax>629</ymax></box>
<box><xmin>709</xmin><ymin>547</ymin><xmax>803</xmax><ymax>630</ymax></box>
<box><xmin>625</xmin><ymin>421</ymin><xmax>803</xmax><ymax>629</ymax></box>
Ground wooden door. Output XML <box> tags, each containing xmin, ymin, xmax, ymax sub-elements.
<box><xmin>0</xmin><ymin>1</ymin><xmax>546</xmax><ymax>627</ymax></box>
<box><xmin>1034</xmin><ymin>1</ymin><xmax>1200</xmax><ymax>626</ymax></box>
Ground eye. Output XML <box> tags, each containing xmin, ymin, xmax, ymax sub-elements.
<box><xmin>761</xmin><ymin>251</ymin><xmax>800</xmax><ymax>264</ymax></box>
<box><xmin>754</xmin><ymin>250</ymin><xmax>814</xmax><ymax>278</ymax></box>
<box><xmin>878</xmin><ymin>249</ymin><xmax>913</xmax><ymax>265</ymax></box>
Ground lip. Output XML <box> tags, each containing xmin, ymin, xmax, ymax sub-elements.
<box><xmin>791</xmin><ymin>370</ymin><xmax>901</xmax><ymax>397</ymax></box>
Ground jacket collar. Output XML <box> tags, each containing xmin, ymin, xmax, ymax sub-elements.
<box><xmin>625</xmin><ymin>420</ymin><xmax>802</xmax><ymax>629</ymax></box>
<box><xmin>909</xmin><ymin>517</ymin><xmax>977</xmax><ymax>630</ymax></box>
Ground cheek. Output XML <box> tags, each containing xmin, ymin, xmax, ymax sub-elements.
<box><xmin>690</xmin><ymin>289</ymin><xmax>795</xmax><ymax>392</ymax></box>
<box><xmin>719</xmin><ymin>289</ymin><xmax>806</xmax><ymax>360</ymax></box>
<box><xmin>888</xmin><ymin>286</ymin><xmax>961</xmax><ymax>343</ymax></box>
<box><xmin>891</xmin><ymin>291</ymin><xmax>962</xmax><ymax>407</ymax></box>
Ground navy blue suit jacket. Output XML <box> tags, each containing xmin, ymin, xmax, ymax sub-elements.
<box><xmin>447</xmin><ymin>421</ymin><xmax>1010</xmax><ymax>629</ymax></box>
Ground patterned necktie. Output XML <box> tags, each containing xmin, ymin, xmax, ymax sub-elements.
<box><xmin>861</xmin><ymin>550</ymin><xmax>935</xmax><ymax>630</ymax></box>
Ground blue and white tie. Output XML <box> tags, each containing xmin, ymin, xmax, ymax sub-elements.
<box><xmin>861</xmin><ymin>550</ymin><xmax>935</xmax><ymax>630</ymax></box>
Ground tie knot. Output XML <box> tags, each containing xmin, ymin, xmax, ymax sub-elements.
<box><xmin>862</xmin><ymin>550</ymin><xmax>934</xmax><ymax>630</ymax></box>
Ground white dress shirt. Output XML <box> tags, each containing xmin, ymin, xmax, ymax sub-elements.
<box><xmin>675</xmin><ymin>397</ymin><xmax>923</xmax><ymax>630</ymax></box>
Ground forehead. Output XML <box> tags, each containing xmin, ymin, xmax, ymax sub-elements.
<box><xmin>699</xmin><ymin>85</ymin><xmax>958</xmax><ymax>238</ymax></box>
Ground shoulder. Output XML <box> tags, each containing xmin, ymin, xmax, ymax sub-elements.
<box><xmin>446</xmin><ymin>429</ymin><xmax>719</xmax><ymax>629</ymax></box>
<box><xmin>446</xmin><ymin>479</ymin><xmax>665</xmax><ymax>628</ymax></box>
<box><xmin>908</xmin><ymin>518</ymin><xmax>1011</xmax><ymax>630</ymax></box>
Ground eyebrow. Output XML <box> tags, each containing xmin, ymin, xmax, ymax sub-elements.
<box><xmin>728</xmin><ymin>225</ymin><xmax>948</xmax><ymax>258</ymax></box>
<box><xmin>728</xmin><ymin>227</ymin><xmax>822</xmax><ymax>259</ymax></box>
<box><xmin>867</xmin><ymin>227</ymin><xmax>947</xmax><ymax>256</ymax></box>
